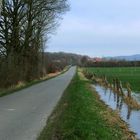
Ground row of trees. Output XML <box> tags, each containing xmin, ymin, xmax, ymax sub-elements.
<box><xmin>81</xmin><ymin>59</ymin><xmax>140</xmax><ymax>67</ymax></box>
<box><xmin>44</xmin><ymin>52</ymin><xmax>83</xmax><ymax>73</ymax></box>
<box><xmin>0</xmin><ymin>0</ymin><xmax>68</xmax><ymax>87</ymax></box>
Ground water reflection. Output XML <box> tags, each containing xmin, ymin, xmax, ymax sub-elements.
<box><xmin>119</xmin><ymin>98</ymin><xmax>123</xmax><ymax>111</ymax></box>
<box><xmin>93</xmin><ymin>84</ymin><xmax>140</xmax><ymax>139</ymax></box>
<box><xmin>116</xmin><ymin>93</ymin><xmax>120</xmax><ymax>109</ymax></box>
<box><xmin>109</xmin><ymin>90</ymin><xmax>111</xmax><ymax>101</ymax></box>
<box><xmin>127</xmin><ymin>106</ymin><xmax>132</xmax><ymax>120</ymax></box>
<box><xmin>114</xmin><ymin>92</ymin><xmax>116</xmax><ymax>102</ymax></box>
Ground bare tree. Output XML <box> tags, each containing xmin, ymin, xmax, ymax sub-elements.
<box><xmin>0</xmin><ymin>0</ymin><xmax>69</xmax><ymax>87</ymax></box>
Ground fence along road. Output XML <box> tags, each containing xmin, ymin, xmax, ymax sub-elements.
<box><xmin>0</xmin><ymin>66</ymin><xmax>76</xmax><ymax>140</ymax></box>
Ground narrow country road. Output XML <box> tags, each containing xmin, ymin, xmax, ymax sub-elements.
<box><xmin>0</xmin><ymin>66</ymin><xmax>76</xmax><ymax>140</ymax></box>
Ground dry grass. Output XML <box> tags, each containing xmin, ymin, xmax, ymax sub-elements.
<box><xmin>15</xmin><ymin>81</ymin><xmax>26</xmax><ymax>88</ymax></box>
<box><xmin>78</xmin><ymin>68</ymin><xmax>88</xmax><ymax>81</ymax></box>
<box><xmin>124</xmin><ymin>97</ymin><xmax>140</xmax><ymax>110</ymax></box>
<box><xmin>0</xmin><ymin>67</ymin><xmax>69</xmax><ymax>97</ymax></box>
<box><xmin>91</xmin><ymin>86</ymin><xmax>136</xmax><ymax>140</ymax></box>
<box><xmin>40</xmin><ymin>71</ymin><xmax>61</xmax><ymax>80</ymax></box>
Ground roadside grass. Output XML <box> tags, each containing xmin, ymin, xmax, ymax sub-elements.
<box><xmin>38</xmin><ymin>71</ymin><xmax>135</xmax><ymax>140</ymax></box>
<box><xmin>0</xmin><ymin>67</ymin><xmax>69</xmax><ymax>97</ymax></box>
<box><xmin>86</xmin><ymin>67</ymin><xmax>140</xmax><ymax>92</ymax></box>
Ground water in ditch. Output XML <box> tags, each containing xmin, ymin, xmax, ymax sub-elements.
<box><xmin>92</xmin><ymin>84</ymin><xmax>140</xmax><ymax>139</ymax></box>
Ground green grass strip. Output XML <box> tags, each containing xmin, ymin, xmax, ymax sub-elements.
<box><xmin>38</xmin><ymin>72</ymin><xmax>133</xmax><ymax>140</ymax></box>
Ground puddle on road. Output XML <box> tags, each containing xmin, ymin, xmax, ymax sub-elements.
<box><xmin>92</xmin><ymin>84</ymin><xmax>140</xmax><ymax>139</ymax></box>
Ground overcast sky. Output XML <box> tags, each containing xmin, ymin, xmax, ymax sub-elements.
<box><xmin>47</xmin><ymin>0</ymin><xmax>140</xmax><ymax>57</ymax></box>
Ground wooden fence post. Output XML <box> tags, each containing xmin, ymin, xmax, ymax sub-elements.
<box><xmin>104</xmin><ymin>75</ymin><xmax>108</xmax><ymax>87</ymax></box>
<box><xmin>116</xmin><ymin>78</ymin><xmax>120</xmax><ymax>93</ymax></box>
<box><xmin>126</xmin><ymin>83</ymin><xmax>132</xmax><ymax>99</ymax></box>
<box><xmin>119</xmin><ymin>81</ymin><xmax>124</xmax><ymax>96</ymax></box>
<box><xmin>113</xmin><ymin>79</ymin><xmax>116</xmax><ymax>91</ymax></box>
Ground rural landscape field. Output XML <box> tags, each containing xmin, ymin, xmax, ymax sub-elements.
<box><xmin>0</xmin><ymin>0</ymin><xmax>140</xmax><ymax>140</ymax></box>
<box><xmin>86</xmin><ymin>67</ymin><xmax>140</xmax><ymax>92</ymax></box>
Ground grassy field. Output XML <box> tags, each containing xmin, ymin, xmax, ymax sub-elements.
<box><xmin>38</xmin><ymin>71</ymin><xmax>135</xmax><ymax>140</ymax></box>
<box><xmin>86</xmin><ymin>67</ymin><xmax>140</xmax><ymax>92</ymax></box>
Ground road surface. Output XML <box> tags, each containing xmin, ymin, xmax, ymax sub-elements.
<box><xmin>0</xmin><ymin>66</ymin><xmax>76</xmax><ymax>140</ymax></box>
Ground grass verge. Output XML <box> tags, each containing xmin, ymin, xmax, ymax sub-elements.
<box><xmin>38</xmin><ymin>71</ymin><xmax>136</xmax><ymax>140</ymax></box>
<box><xmin>0</xmin><ymin>67</ymin><xmax>69</xmax><ymax>97</ymax></box>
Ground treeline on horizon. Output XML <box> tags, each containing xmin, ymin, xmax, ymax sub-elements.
<box><xmin>84</xmin><ymin>60</ymin><xmax>140</xmax><ymax>67</ymax></box>
<box><xmin>43</xmin><ymin>52</ymin><xmax>140</xmax><ymax>70</ymax></box>
<box><xmin>0</xmin><ymin>0</ymin><xmax>69</xmax><ymax>88</ymax></box>
<box><xmin>79</xmin><ymin>55</ymin><xmax>140</xmax><ymax>67</ymax></box>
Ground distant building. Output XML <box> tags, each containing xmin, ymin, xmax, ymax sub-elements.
<box><xmin>94</xmin><ymin>57</ymin><xmax>103</xmax><ymax>62</ymax></box>
<box><xmin>88</xmin><ymin>57</ymin><xmax>103</xmax><ymax>62</ymax></box>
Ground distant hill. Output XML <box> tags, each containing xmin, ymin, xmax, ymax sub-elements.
<box><xmin>44</xmin><ymin>52</ymin><xmax>85</xmax><ymax>65</ymax></box>
<box><xmin>106</xmin><ymin>54</ymin><xmax>140</xmax><ymax>61</ymax></box>
<box><xmin>43</xmin><ymin>52</ymin><xmax>89</xmax><ymax>72</ymax></box>
<box><xmin>45</xmin><ymin>52</ymin><xmax>140</xmax><ymax>62</ymax></box>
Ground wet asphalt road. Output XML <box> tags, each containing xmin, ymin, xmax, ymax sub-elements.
<box><xmin>0</xmin><ymin>67</ymin><xmax>76</xmax><ymax>140</ymax></box>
